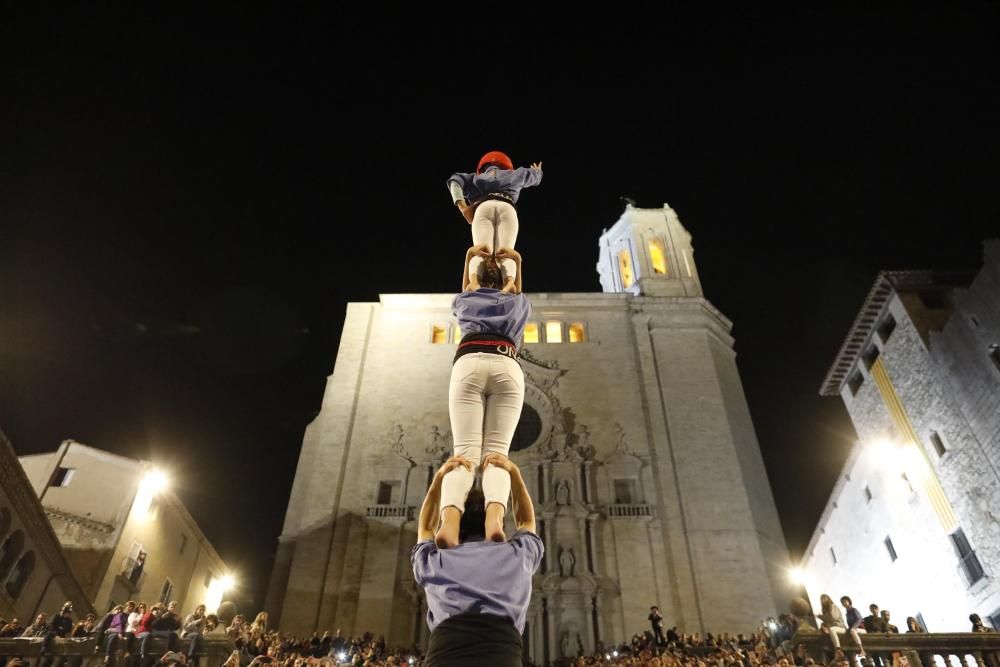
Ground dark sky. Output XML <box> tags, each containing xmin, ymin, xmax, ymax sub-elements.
<box><xmin>2</xmin><ymin>7</ymin><xmax>998</xmax><ymax>610</ymax></box>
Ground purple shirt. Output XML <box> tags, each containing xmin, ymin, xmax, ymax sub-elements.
<box><xmin>411</xmin><ymin>531</ymin><xmax>544</xmax><ymax>633</ymax></box>
<box><xmin>447</xmin><ymin>165</ymin><xmax>542</xmax><ymax>206</ymax></box>
<box><xmin>452</xmin><ymin>289</ymin><xmax>532</xmax><ymax>348</ymax></box>
<box><xmin>108</xmin><ymin>612</ymin><xmax>128</xmax><ymax>634</ymax></box>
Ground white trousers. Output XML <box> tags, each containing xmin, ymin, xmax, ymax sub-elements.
<box><xmin>469</xmin><ymin>200</ymin><xmax>519</xmax><ymax>282</ymax></box>
<box><xmin>827</xmin><ymin>626</ymin><xmax>865</xmax><ymax>651</ymax></box>
<box><xmin>440</xmin><ymin>353</ymin><xmax>525</xmax><ymax>514</ymax></box>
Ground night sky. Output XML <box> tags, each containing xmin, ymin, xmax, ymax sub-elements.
<box><xmin>2</xmin><ymin>7</ymin><xmax>998</xmax><ymax>611</ymax></box>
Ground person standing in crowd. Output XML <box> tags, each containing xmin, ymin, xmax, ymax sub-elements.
<box><xmin>648</xmin><ymin>606</ymin><xmax>666</xmax><ymax>646</ymax></box>
<box><xmin>413</xmin><ymin>454</ymin><xmax>543</xmax><ymax>666</ymax></box>
<box><xmin>905</xmin><ymin>617</ymin><xmax>924</xmax><ymax>633</ymax></box>
<box><xmin>446</xmin><ymin>152</ymin><xmax>542</xmax><ymax>290</ymax></box>
<box><xmin>435</xmin><ymin>246</ymin><xmax>530</xmax><ymax>548</ymax></box>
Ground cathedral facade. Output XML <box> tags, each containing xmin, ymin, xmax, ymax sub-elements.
<box><xmin>267</xmin><ymin>204</ymin><xmax>794</xmax><ymax>663</ymax></box>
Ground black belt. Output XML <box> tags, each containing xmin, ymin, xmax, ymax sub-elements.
<box><xmin>477</xmin><ymin>192</ymin><xmax>516</xmax><ymax>207</ymax></box>
<box><xmin>453</xmin><ymin>332</ymin><xmax>518</xmax><ymax>363</ymax></box>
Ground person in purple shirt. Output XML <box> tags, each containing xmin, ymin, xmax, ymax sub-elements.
<box><xmin>412</xmin><ymin>454</ymin><xmax>543</xmax><ymax>667</ymax></box>
<box><xmin>436</xmin><ymin>245</ymin><xmax>531</xmax><ymax>548</ymax></box>
<box><xmin>447</xmin><ymin>150</ymin><xmax>542</xmax><ymax>291</ymax></box>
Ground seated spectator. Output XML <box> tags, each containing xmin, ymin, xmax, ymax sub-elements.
<box><xmin>863</xmin><ymin>604</ymin><xmax>888</xmax><ymax>633</ymax></box>
<box><xmin>97</xmin><ymin>604</ymin><xmax>130</xmax><ymax>666</ymax></box>
<box><xmin>0</xmin><ymin>618</ymin><xmax>25</xmax><ymax>638</ymax></box>
<box><xmin>20</xmin><ymin>613</ymin><xmax>49</xmax><ymax>637</ymax></box>
<box><xmin>181</xmin><ymin>605</ymin><xmax>207</xmax><ymax>666</ymax></box>
<box><xmin>971</xmin><ymin>614</ymin><xmax>994</xmax><ymax>633</ymax></box>
<box><xmin>203</xmin><ymin>615</ymin><xmax>226</xmax><ymax>638</ymax></box>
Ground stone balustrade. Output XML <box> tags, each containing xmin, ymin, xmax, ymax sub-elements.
<box><xmin>793</xmin><ymin>630</ymin><xmax>1000</xmax><ymax>667</ymax></box>
<box><xmin>0</xmin><ymin>635</ymin><xmax>233</xmax><ymax>667</ymax></box>
<box><xmin>606</xmin><ymin>503</ymin><xmax>653</xmax><ymax>519</ymax></box>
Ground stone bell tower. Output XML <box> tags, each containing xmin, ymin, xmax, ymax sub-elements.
<box><xmin>596</xmin><ymin>202</ymin><xmax>703</xmax><ymax>297</ymax></box>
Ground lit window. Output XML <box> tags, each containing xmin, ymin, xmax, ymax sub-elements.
<box><xmin>617</xmin><ymin>248</ymin><xmax>634</xmax><ymax>288</ymax></box>
<box><xmin>568</xmin><ymin>323</ymin><xmax>586</xmax><ymax>343</ymax></box>
<box><xmin>545</xmin><ymin>321</ymin><xmax>563</xmax><ymax>344</ymax></box>
<box><xmin>451</xmin><ymin>325</ymin><xmax>462</xmax><ymax>344</ymax></box>
<box><xmin>648</xmin><ymin>239</ymin><xmax>668</xmax><ymax>275</ymax></box>
<box><xmin>523</xmin><ymin>323</ymin><xmax>539</xmax><ymax>344</ymax></box>
<box><xmin>431</xmin><ymin>325</ymin><xmax>447</xmax><ymax>344</ymax></box>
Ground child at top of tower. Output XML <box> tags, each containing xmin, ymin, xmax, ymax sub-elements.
<box><xmin>446</xmin><ymin>150</ymin><xmax>542</xmax><ymax>291</ymax></box>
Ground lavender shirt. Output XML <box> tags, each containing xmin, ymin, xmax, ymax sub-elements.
<box><xmin>452</xmin><ymin>289</ymin><xmax>532</xmax><ymax>347</ymax></box>
<box><xmin>411</xmin><ymin>531</ymin><xmax>544</xmax><ymax>633</ymax></box>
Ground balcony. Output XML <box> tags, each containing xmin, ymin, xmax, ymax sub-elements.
<box><xmin>116</xmin><ymin>555</ymin><xmax>146</xmax><ymax>593</ymax></box>
<box><xmin>794</xmin><ymin>629</ymin><xmax>1000</xmax><ymax>667</ymax></box>
<box><xmin>606</xmin><ymin>504</ymin><xmax>653</xmax><ymax>519</ymax></box>
<box><xmin>366</xmin><ymin>505</ymin><xmax>412</xmax><ymax>521</ymax></box>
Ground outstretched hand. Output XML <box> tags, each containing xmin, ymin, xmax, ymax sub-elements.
<box><xmin>530</xmin><ymin>161</ymin><xmax>543</xmax><ymax>170</ymax></box>
<box><xmin>481</xmin><ymin>452</ymin><xmax>516</xmax><ymax>473</ymax></box>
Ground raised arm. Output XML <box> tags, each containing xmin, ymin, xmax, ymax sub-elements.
<box><xmin>417</xmin><ymin>456</ymin><xmax>473</xmax><ymax>542</ymax></box>
<box><xmin>481</xmin><ymin>453</ymin><xmax>535</xmax><ymax>534</ymax></box>
<box><xmin>496</xmin><ymin>247</ymin><xmax>522</xmax><ymax>294</ymax></box>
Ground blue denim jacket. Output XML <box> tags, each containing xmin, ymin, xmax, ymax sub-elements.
<box><xmin>446</xmin><ymin>165</ymin><xmax>542</xmax><ymax>206</ymax></box>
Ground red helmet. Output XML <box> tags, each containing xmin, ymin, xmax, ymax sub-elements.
<box><xmin>477</xmin><ymin>150</ymin><xmax>513</xmax><ymax>174</ymax></box>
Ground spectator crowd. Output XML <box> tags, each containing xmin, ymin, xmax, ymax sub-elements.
<box><xmin>1</xmin><ymin>595</ymin><xmax>997</xmax><ymax>667</ymax></box>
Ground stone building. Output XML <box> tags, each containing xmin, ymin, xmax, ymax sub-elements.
<box><xmin>18</xmin><ymin>440</ymin><xmax>232</xmax><ymax>615</ymax></box>
<box><xmin>1</xmin><ymin>428</ymin><xmax>92</xmax><ymax>623</ymax></box>
<box><xmin>267</xmin><ymin>204</ymin><xmax>795</xmax><ymax>663</ymax></box>
<box><xmin>802</xmin><ymin>240</ymin><xmax>1000</xmax><ymax>631</ymax></box>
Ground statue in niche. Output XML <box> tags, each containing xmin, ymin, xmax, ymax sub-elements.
<box><xmin>425</xmin><ymin>425</ymin><xmax>449</xmax><ymax>460</ymax></box>
<box><xmin>560</xmin><ymin>631</ymin><xmax>582</xmax><ymax>658</ymax></box>
<box><xmin>558</xmin><ymin>546</ymin><xmax>576</xmax><ymax>577</ymax></box>
<box><xmin>555</xmin><ymin>479</ymin><xmax>571</xmax><ymax>506</ymax></box>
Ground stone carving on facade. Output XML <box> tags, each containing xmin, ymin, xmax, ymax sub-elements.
<box><xmin>424</xmin><ymin>425</ymin><xmax>450</xmax><ymax>461</ymax></box>
<box><xmin>613</xmin><ymin>422</ymin><xmax>633</xmax><ymax>456</ymax></box>
<box><xmin>571</xmin><ymin>424</ymin><xmax>595</xmax><ymax>460</ymax></box>
<box><xmin>388</xmin><ymin>423</ymin><xmax>414</xmax><ymax>463</ymax></box>
<box><xmin>558</xmin><ymin>546</ymin><xmax>576</xmax><ymax>577</ymax></box>
<box><xmin>556</xmin><ymin>480</ymin><xmax>571</xmax><ymax>506</ymax></box>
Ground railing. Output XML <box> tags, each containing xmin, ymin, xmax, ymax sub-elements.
<box><xmin>0</xmin><ymin>635</ymin><xmax>233</xmax><ymax>667</ymax></box>
<box><xmin>606</xmin><ymin>504</ymin><xmax>653</xmax><ymax>519</ymax></box>
<box><xmin>366</xmin><ymin>505</ymin><xmax>412</xmax><ymax>520</ymax></box>
<box><xmin>793</xmin><ymin>630</ymin><xmax>1000</xmax><ymax>667</ymax></box>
